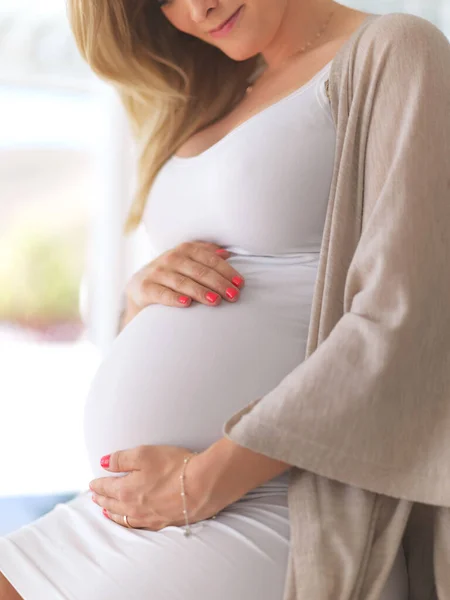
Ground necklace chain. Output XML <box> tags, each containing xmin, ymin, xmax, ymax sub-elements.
<box><xmin>246</xmin><ymin>8</ymin><xmax>336</xmax><ymax>93</ymax></box>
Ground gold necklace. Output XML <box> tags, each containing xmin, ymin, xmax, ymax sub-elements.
<box><xmin>246</xmin><ymin>8</ymin><xmax>336</xmax><ymax>94</ymax></box>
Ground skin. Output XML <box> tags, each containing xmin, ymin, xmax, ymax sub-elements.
<box><xmin>164</xmin><ymin>0</ymin><xmax>370</xmax><ymax>159</ymax></box>
<box><xmin>0</xmin><ymin>4</ymin><xmax>371</xmax><ymax>597</ymax></box>
<box><xmin>0</xmin><ymin>575</ymin><xmax>22</xmax><ymax>600</ymax></box>
<box><xmin>159</xmin><ymin>0</ymin><xmax>365</xmax><ymax>70</ymax></box>
<box><xmin>89</xmin><ymin>0</ymin><xmax>371</xmax><ymax>531</ymax></box>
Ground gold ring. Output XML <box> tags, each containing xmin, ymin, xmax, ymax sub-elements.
<box><xmin>123</xmin><ymin>514</ymin><xmax>132</xmax><ymax>528</ymax></box>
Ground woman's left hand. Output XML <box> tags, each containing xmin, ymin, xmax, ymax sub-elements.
<box><xmin>88</xmin><ymin>444</ymin><xmax>215</xmax><ymax>530</ymax></box>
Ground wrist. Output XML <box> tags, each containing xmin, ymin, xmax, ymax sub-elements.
<box><xmin>123</xmin><ymin>288</ymin><xmax>138</xmax><ymax>314</ymax></box>
<box><xmin>119</xmin><ymin>292</ymin><xmax>141</xmax><ymax>329</ymax></box>
<box><xmin>186</xmin><ymin>449</ymin><xmax>222</xmax><ymax>520</ymax></box>
<box><xmin>188</xmin><ymin>437</ymin><xmax>291</xmax><ymax>518</ymax></box>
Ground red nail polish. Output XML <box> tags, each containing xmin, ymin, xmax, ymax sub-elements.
<box><xmin>232</xmin><ymin>276</ymin><xmax>244</xmax><ymax>287</ymax></box>
<box><xmin>215</xmin><ymin>249</ymin><xmax>228</xmax><ymax>255</ymax></box>
<box><xmin>206</xmin><ymin>292</ymin><xmax>219</xmax><ymax>303</ymax></box>
<box><xmin>91</xmin><ymin>494</ymin><xmax>96</xmax><ymax>503</ymax></box>
<box><xmin>100</xmin><ymin>454</ymin><xmax>110</xmax><ymax>468</ymax></box>
<box><xmin>226</xmin><ymin>287</ymin><xmax>238</xmax><ymax>300</ymax></box>
<box><xmin>102</xmin><ymin>508</ymin><xmax>109</xmax><ymax>518</ymax></box>
<box><xmin>178</xmin><ymin>295</ymin><xmax>190</xmax><ymax>305</ymax></box>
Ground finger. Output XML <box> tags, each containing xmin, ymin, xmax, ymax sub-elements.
<box><xmin>140</xmin><ymin>278</ymin><xmax>193</xmax><ymax>308</ymax></box>
<box><xmin>187</xmin><ymin>245</ymin><xmax>245</xmax><ymax>289</ymax></box>
<box><xmin>206</xmin><ymin>247</ymin><xmax>232</xmax><ymax>260</ymax></box>
<box><xmin>89</xmin><ymin>476</ymin><xmax>122</xmax><ymax>499</ymax></box>
<box><xmin>171</xmin><ymin>242</ymin><xmax>245</xmax><ymax>291</ymax></box>
<box><xmin>174</xmin><ymin>257</ymin><xmax>243</xmax><ymax>304</ymax></box>
<box><xmin>191</xmin><ymin>241</ymin><xmax>235</xmax><ymax>258</ymax></box>
<box><xmin>191</xmin><ymin>240</ymin><xmax>224</xmax><ymax>251</ymax></box>
<box><xmin>102</xmin><ymin>509</ymin><xmax>139</xmax><ymax>529</ymax></box>
<box><xmin>197</xmin><ymin>246</ymin><xmax>232</xmax><ymax>260</ymax></box>
<box><xmin>163</xmin><ymin>250</ymin><xmax>244</xmax><ymax>304</ymax></box>
<box><xmin>215</xmin><ymin>248</ymin><xmax>232</xmax><ymax>258</ymax></box>
<box><xmin>102</xmin><ymin>447</ymin><xmax>142</xmax><ymax>473</ymax></box>
<box><xmin>150</xmin><ymin>266</ymin><xmax>224</xmax><ymax>306</ymax></box>
<box><xmin>93</xmin><ymin>493</ymin><xmax>131</xmax><ymax>518</ymax></box>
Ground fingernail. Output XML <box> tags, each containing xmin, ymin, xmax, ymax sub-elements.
<box><xmin>215</xmin><ymin>249</ymin><xmax>228</xmax><ymax>255</ymax></box>
<box><xmin>232</xmin><ymin>276</ymin><xmax>244</xmax><ymax>287</ymax></box>
<box><xmin>100</xmin><ymin>454</ymin><xmax>110</xmax><ymax>468</ymax></box>
<box><xmin>91</xmin><ymin>494</ymin><xmax>97</xmax><ymax>503</ymax></box>
<box><xmin>178</xmin><ymin>295</ymin><xmax>190</xmax><ymax>305</ymax></box>
<box><xmin>226</xmin><ymin>287</ymin><xmax>239</xmax><ymax>300</ymax></box>
<box><xmin>102</xmin><ymin>508</ymin><xmax>110</xmax><ymax>518</ymax></box>
<box><xmin>206</xmin><ymin>292</ymin><xmax>219</xmax><ymax>303</ymax></box>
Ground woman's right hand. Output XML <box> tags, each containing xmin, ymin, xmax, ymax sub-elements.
<box><xmin>124</xmin><ymin>241</ymin><xmax>245</xmax><ymax>312</ymax></box>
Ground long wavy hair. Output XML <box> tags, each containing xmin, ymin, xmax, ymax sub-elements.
<box><xmin>67</xmin><ymin>0</ymin><xmax>266</xmax><ymax>236</ymax></box>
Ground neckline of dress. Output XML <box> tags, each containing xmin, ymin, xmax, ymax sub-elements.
<box><xmin>170</xmin><ymin>59</ymin><xmax>333</xmax><ymax>164</ymax></box>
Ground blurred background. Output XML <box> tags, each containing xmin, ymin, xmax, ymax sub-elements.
<box><xmin>1</xmin><ymin>0</ymin><xmax>449</xmax><ymax>535</ymax></box>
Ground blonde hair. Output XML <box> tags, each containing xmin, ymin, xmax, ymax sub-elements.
<box><xmin>67</xmin><ymin>0</ymin><xmax>265</xmax><ymax>236</ymax></box>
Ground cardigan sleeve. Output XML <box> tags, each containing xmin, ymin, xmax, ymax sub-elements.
<box><xmin>222</xmin><ymin>15</ymin><xmax>450</xmax><ymax>505</ymax></box>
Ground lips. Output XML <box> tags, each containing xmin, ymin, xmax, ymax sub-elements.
<box><xmin>210</xmin><ymin>6</ymin><xmax>242</xmax><ymax>34</ymax></box>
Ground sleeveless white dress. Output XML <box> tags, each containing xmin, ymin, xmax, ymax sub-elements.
<box><xmin>0</xmin><ymin>60</ymin><xmax>409</xmax><ymax>600</ymax></box>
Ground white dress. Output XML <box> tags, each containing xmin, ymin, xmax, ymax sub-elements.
<box><xmin>0</xmin><ymin>60</ymin><xmax>409</xmax><ymax>600</ymax></box>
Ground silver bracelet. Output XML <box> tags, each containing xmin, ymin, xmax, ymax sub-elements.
<box><xmin>180</xmin><ymin>452</ymin><xmax>217</xmax><ymax>537</ymax></box>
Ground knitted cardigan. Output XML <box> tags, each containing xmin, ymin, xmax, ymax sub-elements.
<box><xmin>222</xmin><ymin>12</ymin><xmax>450</xmax><ymax>599</ymax></box>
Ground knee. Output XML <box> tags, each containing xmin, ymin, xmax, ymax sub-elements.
<box><xmin>0</xmin><ymin>573</ymin><xmax>24</xmax><ymax>600</ymax></box>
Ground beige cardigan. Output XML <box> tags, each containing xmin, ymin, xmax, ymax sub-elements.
<box><xmin>222</xmin><ymin>12</ymin><xmax>450</xmax><ymax>599</ymax></box>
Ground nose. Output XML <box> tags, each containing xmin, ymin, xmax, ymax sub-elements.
<box><xmin>186</xmin><ymin>0</ymin><xmax>218</xmax><ymax>24</ymax></box>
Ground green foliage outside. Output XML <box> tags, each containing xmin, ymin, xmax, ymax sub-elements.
<box><xmin>0</xmin><ymin>225</ymin><xmax>85</xmax><ymax>323</ymax></box>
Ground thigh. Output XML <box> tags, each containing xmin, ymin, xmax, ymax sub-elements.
<box><xmin>0</xmin><ymin>572</ymin><xmax>24</xmax><ymax>600</ymax></box>
<box><xmin>0</xmin><ymin>490</ymin><xmax>290</xmax><ymax>600</ymax></box>
<box><xmin>93</xmin><ymin>492</ymin><xmax>291</xmax><ymax>600</ymax></box>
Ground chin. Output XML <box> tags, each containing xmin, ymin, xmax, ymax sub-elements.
<box><xmin>217</xmin><ymin>43</ymin><xmax>261</xmax><ymax>62</ymax></box>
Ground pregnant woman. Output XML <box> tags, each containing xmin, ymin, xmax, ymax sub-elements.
<box><xmin>2</xmin><ymin>0</ymin><xmax>450</xmax><ymax>598</ymax></box>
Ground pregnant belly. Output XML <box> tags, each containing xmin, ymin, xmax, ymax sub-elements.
<box><xmin>83</xmin><ymin>257</ymin><xmax>317</xmax><ymax>479</ymax></box>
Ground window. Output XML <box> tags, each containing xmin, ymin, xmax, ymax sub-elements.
<box><xmin>1</xmin><ymin>0</ymin><xmax>448</xmax><ymax>534</ymax></box>
<box><xmin>0</xmin><ymin>1</ymin><xmax>136</xmax><ymax>525</ymax></box>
